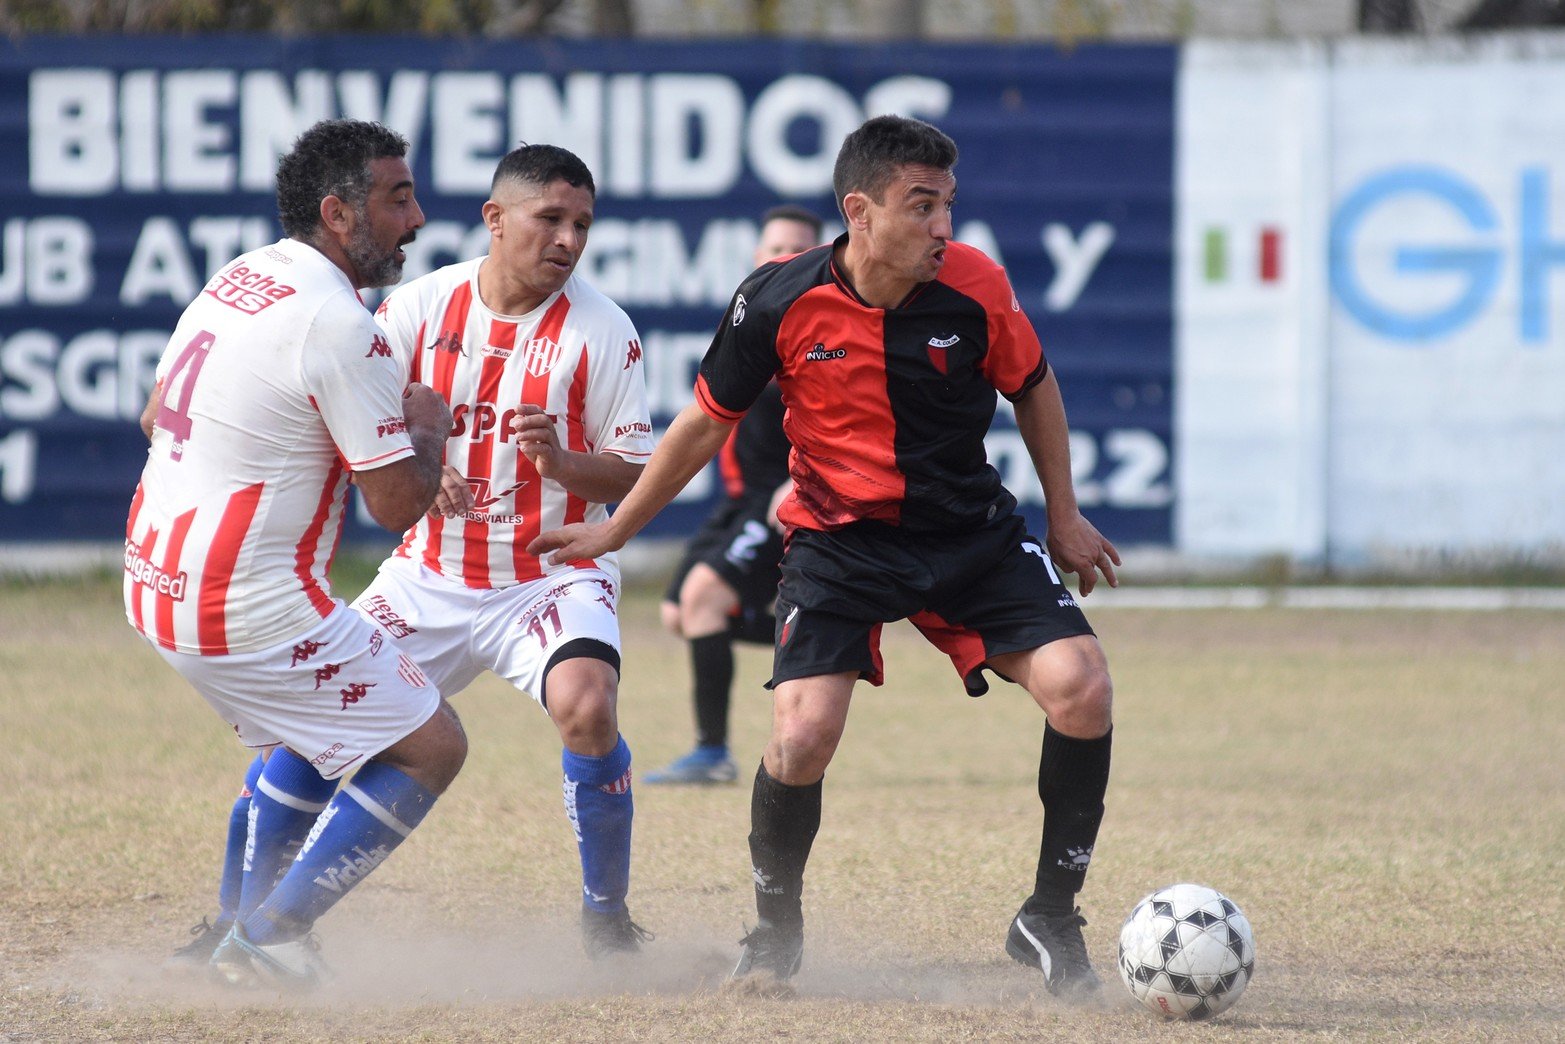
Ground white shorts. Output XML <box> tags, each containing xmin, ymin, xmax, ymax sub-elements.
<box><xmin>153</xmin><ymin>602</ymin><xmax>441</xmax><ymax>779</ymax></box>
<box><xmin>352</xmin><ymin>558</ymin><xmax>623</xmax><ymax>708</ymax></box>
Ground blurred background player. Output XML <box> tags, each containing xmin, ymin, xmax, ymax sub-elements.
<box><xmin>647</xmin><ymin>205</ymin><xmax>825</xmax><ymax>785</ymax></box>
<box><xmin>529</xmin><ymin>115</ymin><xmax>1119</xmax><ymax>1000</ymax></box>
<box><xmin>129</xmin><ymin>118</ymin><xmax>464</xmax><ymax>988</ymax></box>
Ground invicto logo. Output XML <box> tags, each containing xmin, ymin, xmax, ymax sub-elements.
<box><xmin>804</xmin><ymin>342</ymin><xmax>846</xmax><ymax>362</ymax></box>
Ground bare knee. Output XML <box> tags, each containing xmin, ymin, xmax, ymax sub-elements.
<box><xmin>1000</xmin><ymin>638</ymin><xmax>1114</xmax><ymax>739</ymax></box>
<box><xmin>547</xmin><ymin>659</ymin><xmax>620</xmax><ymax>756</ymax></box>
<box><xmin>679</xmin><ymin>565</ymin><xmax>739</xmax><ymax>637</ymax></box>
<box><xmin>659</xmin><ymin>599</ymin><xmax>682</xmax><ymax>637</ymax></box>
<box><xmin>374</xmin><ymin>699</ymin><xmax>467</xmax><ymax>794</ymax></box>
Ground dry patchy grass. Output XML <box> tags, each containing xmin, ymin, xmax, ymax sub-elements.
<box><xmin>2</xmin><ymin>573</ymin><xmax>1562</xmax><ymax>1041</ymax></box>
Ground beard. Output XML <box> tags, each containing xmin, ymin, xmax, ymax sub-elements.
<box><xmin>346</xmin><ymin>220</ymin><xmax>409</xmax><ymax>290</ymax></box>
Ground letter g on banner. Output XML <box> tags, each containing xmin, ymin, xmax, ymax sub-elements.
<box><xmin>1330</xmin><ymin>165</ymin><xmax>1502</xmax><ymax>342</ymax></box>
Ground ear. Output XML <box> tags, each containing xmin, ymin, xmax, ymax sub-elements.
<box><xmin>481</xmin><ymin>199</ymin><xmax>503</xmax><ymax>237</ymax></box>
<box><xmin>319</xmin><ymin>194</ymin><xmax>354</xmax><ymax>238</ymax></box>
<box><xmin>841</xmin><ymin>191</ymin><xmax>871</xmax><ymax>231</ymax></box>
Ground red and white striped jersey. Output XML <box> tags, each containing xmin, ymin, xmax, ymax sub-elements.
<box><xmin>375</xmin><ymin>259</ymin><xmax>654</xmax><ymax>588</ymax></box>
<box><xmin>124</xmin><ymin>239</ymin><xmax>416</xmax><ymax>655</ymax></box>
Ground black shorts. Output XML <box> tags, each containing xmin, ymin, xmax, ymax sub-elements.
<box><xmin>664</xmin><ymin>496</ymin><xmax>785</xmax><ymax>614</ymax></box>
<box><xmin>771</xmin><ymin>513</ymin><xmax>1094</xmax><ymax>696</ymax></box>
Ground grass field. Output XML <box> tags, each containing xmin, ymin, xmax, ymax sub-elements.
<box><xmin>2</xmin><ymin>569</ymin><xmax>1562</xmax><ymax>1041</ymax></box>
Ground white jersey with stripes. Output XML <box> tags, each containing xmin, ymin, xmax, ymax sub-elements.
<box><xmin>124</xmin><ymin>238</ymin><xmax>416</xmax><ymax>655</ymax></box>
<box><xmin>374</xmin><ymin>259</ymin><xmax>654</xmax><ymax>589</ymax></box>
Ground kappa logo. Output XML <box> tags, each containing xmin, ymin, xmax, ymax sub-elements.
<box><xmin>339</xmin><ymin>681</ymin><xmax>376</xmax><ymax>709</ymax></box>
<box><xmin>731</xmin><ymin>293</ymin><xmax>747</xmax><ymax>326</ymax></box>
<box><xmin>290</xmin><ymin>639</ymin><xmax>328</xmax><ymax>667</ymax></box>
<box><xmin>521</xmin><ymin>336</ymin><xmax>563</xmax><ymax>378</ymax></box>
<box><xmin>310</xmin><ymin>742</ymin><xmax>344</xmax><ymax>768</ymax></box>
<box><xmin>804</xmin><ymin>342</ymin><xmax>846</xmax><ymax>362</ymax></box>
<box><xmin>426</xmin><ymin>331</ymin><xmax>465</xmax><ymax>355</ymax></box>
<box><xmin>623</xmin><ymin>339</ymin><xmax>642</xmax><ymax>369</ymax></box>
<box><xmin>313</xmin><ymin>662</ymin><xmax>344</xmax><ymax>690</ymax></box>
<box><xmin>364</xmin><ymin>334</ymin><xmax>393</xmax><ymax>358</ymax></box>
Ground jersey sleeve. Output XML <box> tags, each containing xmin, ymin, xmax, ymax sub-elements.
<box><xmin>583</xmin><ymin>305</ymin><xmax>656</xmax><ymax>462</ymax></box>
<box><xmin>301</xmin><ymin>296</ymin><xmax>416</xmax><ymax>471</ymax></box>
<box><xmin>694</xmin><ymin>270</ymin><xmax>785</xmax><ymax>423</ymax></box>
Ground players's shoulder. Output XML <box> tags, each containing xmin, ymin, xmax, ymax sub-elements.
<box><xmin>942</xmin><ymin>240</ymin><xmax>1007</xmax><ymax>279</ymax></box>
<box><xmin>936</xmin><ymin>241</ymin><xmax>1018</xmax><ymax>304</ymax></box>
<box><xmin>740</xmin><ymin>243</ymin><xmax>833</xmax><ymax>309</ymax></box>
<box><xmin>561</xmin><ymin>271</ymin><xmax>637</xmax><ymax>329</ymax></box>
<box><xmin>382</xmin><ymin>257</ymin><xmax>482</xmax><ymax>307</ymax></box>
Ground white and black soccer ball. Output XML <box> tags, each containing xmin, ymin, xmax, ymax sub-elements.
<box><xmin>1117</xmin><ymin>883</ymin><xmax>1255</xmax><ymax>1020</ymax></box>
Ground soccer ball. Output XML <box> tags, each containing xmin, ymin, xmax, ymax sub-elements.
<box><xmin>1117</xmin><ymin>883</ymin><xmax>1255</xmax><ymax>1020</ymax></box>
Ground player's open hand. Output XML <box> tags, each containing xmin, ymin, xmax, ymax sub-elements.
<box><xmin>1046</xmin><ymin>510</ymin><xmax>1121</xmax><ymax>597</ymax></box>
<box><xmin>511</xmin><ymin>404</ymin><xmax>563</xmax><ymax>478</ymax></box>
<box><xmin>527</xmin><ymin>520</ymin><xmax>620</xmax><ymax>566</ymax></box>
<box><xmin>429</xmin><ymin>464</ymin><xmax>474</xmax><ymax>519</ymax></box>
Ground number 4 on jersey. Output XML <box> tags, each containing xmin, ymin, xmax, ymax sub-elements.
<box><xmin>156</xmin><ymin>330</ymin><xmax>215</xmax><ymax>460</ymax></box>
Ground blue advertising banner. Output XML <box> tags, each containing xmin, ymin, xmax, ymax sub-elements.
<box><xmin>0</xmin><ymin>36</ymin><xmax>1174</xmax><ymax>553</ymax></box>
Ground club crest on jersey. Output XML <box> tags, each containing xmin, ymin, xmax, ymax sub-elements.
<box><xmin>927</xmin><ymin>334</ymin><xmax>959</xmax><ymax>375</ymax></box>
<box><xmin>731</xmin><ymin>294</ymin><xmax>747</xmax><ymax>326</ymax></box>
<box><xmin>521</xmin><ymin>336</ymin><xmax>563</xmax><ymax>377</ymax></box>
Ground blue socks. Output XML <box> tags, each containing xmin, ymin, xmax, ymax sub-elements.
<box><xmin>244</xmin><ymin>761</ymin><xmax>436</xmax><ymax>944</ymax></box>
<box><xmin>562</xmin><ymin>735</ymin><xmax>634</xmax><ymax>914</ymax></box>
<box><xmin>215</xmin><ymin>753</ymin><xmax>265</xmax><ymax>926</ymax></box>
<box><xmin>237</xmin><ymin>748</ymin><xmax>339</xmax><ymax>921</ymax></box>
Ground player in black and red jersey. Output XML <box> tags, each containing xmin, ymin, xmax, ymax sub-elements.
<box><xmin>648</xmin><ymin>205</ymin><xmax>824</xmax><ymax>786</ymax></box>
<box><xmin>532</xmin><ymin>115</ymin><xmax>1119</xmax><ymax>1001</ymax></box>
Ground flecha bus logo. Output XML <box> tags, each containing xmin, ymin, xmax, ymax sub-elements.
<box><xmin>203</xmin><ymin>263</ymin><xmax>296</xmax><ymax>315</ymax></box>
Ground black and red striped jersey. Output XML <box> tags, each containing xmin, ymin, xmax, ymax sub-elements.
<box><xmin>717</xmin><ymin>381</ymin><xmax>790</xmax><ymax>503</ymax></box>
<box><xmin>695</xmin><ymin>236</ymin><xmax>1048</xmax><ymax>534</ymax></box>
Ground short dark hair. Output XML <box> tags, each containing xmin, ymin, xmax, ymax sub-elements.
<box><xmin>491</xmin><ymin>143</ymin><xmax>595</xmax><ymax>197</ymax></box>
<box><xmin>275</xmin><ymin>120</ymin><xmax>409</xmax><ymax>240</ymax></box>
<box><xmin>831</xmin><ymin>115</ymin><xmax>958</xmax><ymax>222</ymax></box>
<box><xmin>761</xmin><ymin>204</ymin><xmax>824</xmax><ymax>239</ymax></box>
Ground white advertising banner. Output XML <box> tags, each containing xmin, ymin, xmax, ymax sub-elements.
<box><xmin>1175</xmin><ymin>42</ymin><xmax>1330</xmax><ymax>561</ymax></box>
<box><xmin>1177</xmin><ymin>33</ymin><xmax>1565</xmax><ymax>566</ymax></box>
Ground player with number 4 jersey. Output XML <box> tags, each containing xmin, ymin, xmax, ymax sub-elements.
<box><xmin>128</xmin><ymin>120</ymin><xmax>466</xmax><ymax>989</ymax></box>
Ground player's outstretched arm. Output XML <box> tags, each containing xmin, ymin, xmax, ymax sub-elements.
<box><xmin>528</xmin><ymin>403</ymin><xmax>733</xmax><ymax>565</ymax></box>
<box><xmin>1013</xmin><ymin>371</ymin><xmax>1121</xmax><ymax>596</ymax></box>
<box><xmin>355</xmin><ymin>383</ymin><xmax>452</xmax><ymax>533</ymax></box>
